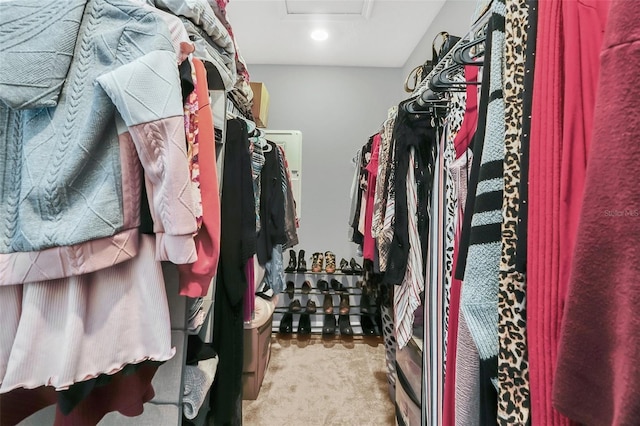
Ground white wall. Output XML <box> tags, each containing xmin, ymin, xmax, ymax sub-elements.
<box><xmin>248</xmin><ymin>65</ymin><xmax>403</xmax><ymax>263</ymax></box>
<box><xmin>247</xmin><ymin>0</ymin><xmax>479</xmax><ymax>265</ymax></box>
<box><xmin>401</xmin><ymin>0</ymin><xmax>478</xmax><ymax>94</ymax></box>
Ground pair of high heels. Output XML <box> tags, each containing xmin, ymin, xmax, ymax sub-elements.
<box><xmin>322</xmin><ymin>315</ymin><xmax>353</xmax><ymax>336</ymax></box>
<box><xmin>285</xmin><ymin>249</ymin><xmax>308</xmax><ymax>273</ymax></box>
<box><xmin>321</xmin><ymin>294</ymin><xmax>350</xmax><ymax>315</ymax></box>
<box><xmin>289</xmin><ymin>299</ymin><xmax>317</xmax><ymax>314</ymax></box>
<box><xmin>279</xmin><ymin>313</ymin><xmax>311</xmax><ymax>335</ymax></box>
<box><xmin>311</xmin><ymin>251</ymin><xmax>337</xmax><ymax>273</ymax></box>
<box><xmin>338</xmin><ymin>258</ymin><xmax>363</xmax><ymax>275</ymax></box>
<box><xmin>317</xmin><ymin>278</ymin><xmax>348</xmax><ymax>294</ymax></box>
<box><xmin>285</xmin><ymin>280</ymin><xmax>312</xmax><ymax>298</ymax></box>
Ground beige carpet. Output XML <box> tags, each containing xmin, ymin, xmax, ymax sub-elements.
<box><xmin>243</xmin><ymin>336</ymin><xmax>395</xmax><ymax>426</ymax></box>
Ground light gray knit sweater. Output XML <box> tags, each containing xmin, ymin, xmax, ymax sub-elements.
<box><xmin>0</xmin><ymin>0</ymin><xmax>198</xmax><ymax>285</ymax></box>
<box><xmin>460</xmin><ymin>0</ymin><xmax>506</xmax><ymax>387</ymax></box>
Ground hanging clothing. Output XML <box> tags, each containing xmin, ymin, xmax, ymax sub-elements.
<box><xmin>372</xmin><ymin>107</ymin><xmax>398</xmax><ymax>243</ymax></box>
<box><xmin>178</xmin><ymin>57</ymin><xmax>222</xmax><ymax>298</ymax></box>
<box><xmin>210</xmin><ymin>118</ymin><xmax>255</xmax><ymax>426</ymax></box>
<box><xmin>348</xmin><ymin>147</ymin><xmax>363</xmax><ymax>241</ymax></box>
<box><xmin>256</xmin><ymin>141</ymin><xmax>287</xmax><ymax>265</ymax></box>
<box><xmin>244</xmin><ymin>259</ymin><xmax>256</xmax><ymax>322</ymax></box>
<box><xmin>278</xmin><ymin>145</ymin><xmax>300</xmax><ymax>248</ymax></box>
<box><xmin>1</xmin><ymin>362</ymin><xmax>160</xmax><ymax>426</ymax></box>
<box><xmin>183</xmin><ymin>58</ymin><xmax>204</xmax><ymax>231</ymax></box>
<box><xmin>0</xmin><ymin>0</ymin><xmax>198</xmax><ymax>286</ymax></box>
<box><xmin>553</xmin><ymin>1</ymin><xmax>640</xmax><ymax>424</ymax></box>
<box><xmin>350</xmin><ymin>141</ymin><xmax>372</xmax><ymax>246</ymax></box>
<box><xmin>496</xmin><ymin>0</ymin><xmax>534</xmax><ymax>423</ymax></box>
<box><xmin>443</xmin><ymin>66</ymin><xmax>479</xmax><ymax>426</ymax></box>
<box><xmin>357</xmin><ymin>143</ymin><xmax>371</xmax><ymax>239</ymax></box>
<box><xmin>153</xmin><ymin>0</ymin><xmax>238</xmax><ymax>91</ymax></box>
<box><xmin>394</xmin><ymin>148</ymin><xmax>425</xmax><ymax>349</ymax></box>
<box><xmin>0</xmin><ymin>234</ymin><xmax>173</xmax><ymax>404</ymax></box>
<box><xmin>451</xmin><ymin>24</ymin><xmax>496</xmax><ymax>426</ymax></box>
<box><xmin>376</xmin><ymin>111</ymin><xmax>399</xmax><ymax>273</ymax></box>
<box><xmin>363</xmin><ymin>134</ymin><xmax>381</xmax><ymax>261</ymax></box>
<box><xmin>526</xmin><ymin>0</ymin><xmax>610</xmax><ymax>424</ymax></box>
<box><xmin>459</xmin><ymin>1</ymin><xmax>505</xmax><ymax>402</ymax></box>
<box><xmin>385</xmin><ymin>103</ymin><xmax>438</xmax><ymax>286</ymax></box>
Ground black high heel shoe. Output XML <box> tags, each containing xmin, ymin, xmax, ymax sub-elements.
<box><xmin>285</xmin><ymin>281</ymin><xmax>295</xmax><ymax>299</ymax></box>
<box><xmin>285</xmin><ymin>249</ymin><xmax>297</xmax><ymax>273</ymax></box>
<box><xmin>322</xmin><ymin>314</ymin><xmax>336</xmax><ymax>335</ymax></box>
<box><xmin>338</xmin><ymin>315</ymin><xmax>353</xmax><ymax>336</ymax></box>
<box><xmin>330</xmin><ymin>278</ymin><xmax>347</xmax><ymax>294</ymax></box>
<box><xmin>289</xmin><ymin>299</ymin><xmax>302</xmax><ymax>313</ymax></box>
<box><xmin>340</xmin><ymin>258</ymin><xmax>352</xmax><ymax>274</ymax></box>
<box><xmin>297</xmin><ymin>249</ymin><xmax>307</xmax><ymax>272</ymax></box>
<box><xmin>361</xmin><ymin>314</ymin><xmax>377</xmax><ymax>335</ymax></box>
<box><xmin>323</xmin><ymin>294</ymin><xmax>334</xmax><ymax>314</ymax></box>
<box><xmin>317</xmin><ymin>279</ymin><xmax>329</xmax><ymax>294</ymax></box>
<box><xmin>360</xmin><ymin>292</ymin><xmax>371</xmax><ymax>314</ymax></box>
<box><xmin>279</xmin><ymin>313</ymin><xmax>293</xmax><ymax>334</ymax></box>
<box><xmin>298</xmin><ymin>313</ymin><xmax>311</xmax><ymax>335</ymax></box>
<box><xmin>349</xmin><ymin>258</ymin><xmax>363</xmax><ymax>275</ymax></box>
<box><xmin>306</xmin><ymin>299</ymin><xmax>317</xmax><ymax>314</ymax></box>
<box><xmin>339</xmin><ymin>294</ymin><xmax>350</xmax><ymax>315</ymax></box>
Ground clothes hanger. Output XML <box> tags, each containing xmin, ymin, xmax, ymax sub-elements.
<box><xmin>248</xmin><ymin>127</ymin><xmax>272</xmax><ymax>152</ymax></box>
<box><xmin>429</xmin><ymin>62</ymin><xmax>481</xmax><ymax>93</ymax></box>
<box><xmin>403</xmin><ymin>90</ymin><xmax>448</xmax><ymax>114</ymax></box>
<box><xmin>244</xmin><ymin>118</ymin><xmax>257</xmax><ymax>134</ymax></box>
<box><xmin>257</xmin><ymin>129</ymin><xmax>272</xmax><ymax>153</ymax></box>
<box><xmin>452</xmin><ymin>36</ymin><xmax>486</xmax><ymax>65</ymax></box>
<box><xmin>429</xmin><ymin>64</ymin><xmax>467</xmax><ymax>92</ymax></box>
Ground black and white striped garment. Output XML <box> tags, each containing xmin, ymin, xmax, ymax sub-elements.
<box><xmin>459</xmin><ymin>0</ymin><xmax>506</xmax><ymax>398</ymax></box>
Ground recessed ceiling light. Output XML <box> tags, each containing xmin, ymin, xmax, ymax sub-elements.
<box><xmin>310</xmin><ymin>29</ymin><xmax>329</xmax><ymax>41</ymax></box>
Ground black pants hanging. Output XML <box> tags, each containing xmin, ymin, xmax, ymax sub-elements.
<box><xmin>210</xmin><ymin>118</ymin><xmax>256</xmax><ymax>426</ymax></box>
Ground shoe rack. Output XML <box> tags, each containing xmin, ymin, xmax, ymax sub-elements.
<box><xmin>272</xmin><ymin>270</ymin><xmax>382</xmax><ymax>337</ymax></box>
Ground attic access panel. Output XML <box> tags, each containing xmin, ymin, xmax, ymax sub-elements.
<box><xmin>283</xmin><ymin>0</ymin><xmax>373</xmax><ymax>18</ymax></box>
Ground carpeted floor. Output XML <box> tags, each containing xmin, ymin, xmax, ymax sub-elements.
<box><xmin>243</xmin><ymin>335</ymin><xmax>395</xmax><ymax>426</ymax></box>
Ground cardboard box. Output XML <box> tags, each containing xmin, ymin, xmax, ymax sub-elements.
<box><xmin>250</xmin><ymin>82</ymin><xmax>269</xmax><ymax>128</ymax></box>
<box><xmin>242</xmin><ymin>314</ymin><xmax>273</xmax><ymax>400</ymax></box>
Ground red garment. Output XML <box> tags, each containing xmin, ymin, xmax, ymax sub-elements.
<box><xmin>527</xmin><ymin>1</ymin><xmax>610</xmax><ymax>425</ymax></box>
<box><xmin>178</xmin><ymin>58</ymin><xmax>222</xmax><ymax>297</ymax></box>
<box><xmin>554</xmin><ymin>1</ymin><xmax>640</xmax><ymax>424</ymax></box>
<box><xmin>454</xmin><ymin>67</ymin><xmax>479</xmax><ymax>158</ymax></box>
<box><xmin>363</xmin><ymin>134</ymin><xmax>381</xmax><ymax>260</ymax></box>
<box><xmin>0</xmin><ymin>363</ymin><xmax>158</xmax><ymax>426</ymax></box>
<box><xmin>559</xmin><ymin>0</ymin><xmax>611</xmax><ymax>311</ymax></box>
<box><xmin>443</xmin><ymin>223</ymin><xmax>463</xmax><ymax>426</ymax></box>
<box><xmin>443</xmin><ymin>66</ymin><xmax>479</xmax><ymax>426</ymax></box>
<box><xmin>244</xmin><ymin>257</ymin><xmax>255</xmax><ymax>322</ymax></box>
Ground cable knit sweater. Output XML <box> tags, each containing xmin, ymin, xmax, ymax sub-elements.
<box><xmin>0</xmin><ymin>0</ymin><xmax>198</xmax><ymax>285</ymax></box>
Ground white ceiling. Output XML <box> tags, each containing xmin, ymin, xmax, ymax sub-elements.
<box><xmin>225</xmin><ymin>0</ymin><xmax>447</xmax><ymax>68</ymax></box>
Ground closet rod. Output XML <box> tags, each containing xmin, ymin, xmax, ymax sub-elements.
<box><xmin>410</xmin><ymin>4</ymin><xmax>493</xmax><ymax>99</ymax></box>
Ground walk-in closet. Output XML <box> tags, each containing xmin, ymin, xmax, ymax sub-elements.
<box><xmin>1</xmin><ymin>0</ymin><xmax>638</xmax><ymax>425</ymax></box>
